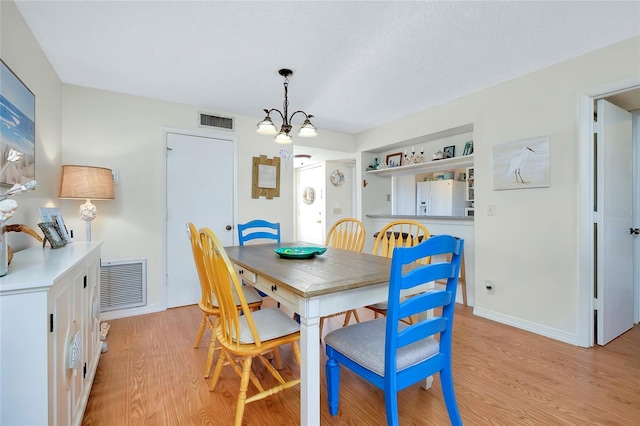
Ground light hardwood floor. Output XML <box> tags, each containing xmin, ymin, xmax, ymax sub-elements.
<box><xmin>82</xmin><ymin>303</ymin><xmax>639</xmax><ymax>425</ymax></box>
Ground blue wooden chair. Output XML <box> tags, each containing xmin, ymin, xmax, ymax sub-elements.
<box><xmin>237</xmin><ymin>220</ymin><xmax>280</xmax><ymax>246</ymax></box>
<box><xmin>325</xmin><ymin>234</ymin><xmax>464</xmax><ymax>426</ymax></box>
<box><xmin>237</xmin><ymin>220</ymin><xmax>281</xmax><ymax>306</ymax></box>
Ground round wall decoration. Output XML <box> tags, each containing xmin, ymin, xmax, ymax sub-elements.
<box><xmin>302</xmin><ymin>187</ymin><xmax>315</xmax><ymax>205</ymax></box>
<box><xmin>330</xmin><ymin>169</ymin><xmax>345</xmax><ymax>187</ymax></box>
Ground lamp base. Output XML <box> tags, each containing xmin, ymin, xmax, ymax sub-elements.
<box><xmin>79</xmin><ymin>199</ymin><xmax>96</xmax><ymax>241</ymax></box>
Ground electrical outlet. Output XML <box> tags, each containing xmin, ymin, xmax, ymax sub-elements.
<box><xmin>484</xmin><ymin>280</ymin><xmax>495</xmax><ymax>294</ymax></box>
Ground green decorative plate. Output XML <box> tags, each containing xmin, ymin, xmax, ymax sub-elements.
<box><xmin>274</xmin><ymin>246</ymin><xmax>327</xmax><ymax>259</ymax></box>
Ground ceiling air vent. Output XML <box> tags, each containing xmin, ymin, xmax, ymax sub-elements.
<box><xmin>199</xmin><ymin>113</ymin><xmax>234</xmax><ymax>131</ymax></box>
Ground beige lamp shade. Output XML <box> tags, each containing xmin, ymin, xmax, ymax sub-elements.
<box><xmin>59</xmin><ymin>165</ymin><xmax>115</xmax><ymax>200</ymax></box>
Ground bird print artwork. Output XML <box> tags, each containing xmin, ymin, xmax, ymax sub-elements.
<box><xmin>504</xmin><ymin>146</ymin><xmax>536</xmax><ymax>184</ymax></box>
<box><xmin>493</xmin><ymin>136</ymin><xmax>550</xmax><ymax>190</ymax></box>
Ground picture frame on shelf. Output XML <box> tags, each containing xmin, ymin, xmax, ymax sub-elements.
<box><xmin>385</xmin><ymin>152</ymin><xmax>402</xmax><ymax>168</ymax></box>
<box><xmin>1</xmin><ymin>59</ymin><xmax>36</xmax><ymax>186</ymax></box>
<box><xmin>462</xmin><ymin>141</ymin><xmax>474</xmax><ymax>156</ymax></box>
<box><xmin>38</xmin><ymin>222</ymin><xmax>67</xmax><ymax>249</ymax></box>
<box><xmin>39</xmin><ymin>207</ymin><xmax>70</xmax><ymax>242</ymax></box>
<box><xmin>443</xmin><ymin>145</ymin><xmax>455</xmax><ymax>158</ymax></box>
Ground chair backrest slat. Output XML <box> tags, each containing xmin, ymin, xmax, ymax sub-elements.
<box><xmin>187</xmin><ymin>222</ymin><xmax>217</xmax><ymax>309</ymax></box>
<box><xmin>325</xmin><ymin>218</ymin><xmax>365</xmax><ymax>252</ymax></box>
<box><xmin>237</xmin><ymin>220</ymin><xmax>280</xmax><ymax>246</ymax></box>
<box><xmin>372</xmin><ymin>220</ymin><xmax>431</xmax><ymax>264</ymax></box>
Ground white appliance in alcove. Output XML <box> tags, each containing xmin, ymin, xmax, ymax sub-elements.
<box><xmin>416</xmin><ymin>179</ymin><xmax>465</xmax><ymax>216</ymax></box>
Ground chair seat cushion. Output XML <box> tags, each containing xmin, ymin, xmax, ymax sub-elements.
<box><xmin>324</xmin><ymin>318</ymin><xmax>438</xmax><ymax>376</ymax></box>
<box><xmin>238</xmin><ymin>307</ymin><xmax>300</xmax><ymax>344</ymax></box>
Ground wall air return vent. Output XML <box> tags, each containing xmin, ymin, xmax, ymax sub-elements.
<box><xmin>100</xmin><ymin>259</ymin><xmax>147</xmax><ymax>312</ymax></box>
<box><xmin>199</xmin><ymin>113</ymin><xmax>234</xmax><ymax>131</ymax></box>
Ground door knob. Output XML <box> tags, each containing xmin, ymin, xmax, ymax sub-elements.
<box><xmin>631</xmin><ymin>228</ymin><xmax>640</xmax><ymax>235</ymax></box>
<box><xmin>226</xmin><ymin>225</ymin><xmax>232</xmax><ymax>231</ymax></box>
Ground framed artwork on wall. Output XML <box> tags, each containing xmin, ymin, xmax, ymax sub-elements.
<box><xmin>0</xmin><ymin>59</ymin><xmax>35</xmax><ymax>186</ymax></box>
<box><xmin>493</xmin><ymin>136</ymin><xmax>550</xmax><ymax>190</ymax></box>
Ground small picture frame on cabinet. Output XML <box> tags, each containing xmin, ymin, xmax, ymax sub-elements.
<box><xmin>38</xmin><ymin>222</ymin><xmax>67</xmax><ymax>249</ymax></box>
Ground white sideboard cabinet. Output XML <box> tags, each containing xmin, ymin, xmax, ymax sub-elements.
<box><xmin>0</xmin><ymin>242</ymin><xmax>102</xmax><ymax>425</ymax></box>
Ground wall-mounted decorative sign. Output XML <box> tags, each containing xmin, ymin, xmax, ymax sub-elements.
<box><xmin>0</xmin><ymin>59</ymin><xmax>35</xmax><ymax>186</ymax></box>
<box><xmin>252</xmin><ymin>155</ymin><xmax>281</xmax><ymax>199</ymax></box>
<box><xmin>493</xmin><ymin>136</ymin><xmax>550</xmax><ymax>190</ymax></box>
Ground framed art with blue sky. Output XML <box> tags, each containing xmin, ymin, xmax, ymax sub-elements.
<box><xmin>0</xmin><ymin>59</ymin><xmax>35</xmax><ymax>186</ymax></box>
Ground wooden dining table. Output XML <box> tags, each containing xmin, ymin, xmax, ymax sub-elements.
<box><xmin>224</xmin><ymin>241</ymin><xmax>433</xmax><ymax>425</ymax></box>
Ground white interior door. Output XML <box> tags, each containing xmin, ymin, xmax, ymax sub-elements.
<box><xmin>166</xmin><ymin>132</ymin><xmax>235</xmax><ymax>308</ymax></box>
<box><xmin>297</xmin><ymin>165</ymin><xmax>325</xmax><ymax>244</ymax></box>
<box><xmin>596</xmin><ymin>99</ymin><xmax>634</xmax><ymax>345</ymax></box>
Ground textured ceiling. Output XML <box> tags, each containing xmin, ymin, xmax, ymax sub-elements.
<box><xmin>14</xmin><ymin>1</ymin><xmax>640</xmax><ymax>136</ymax></box>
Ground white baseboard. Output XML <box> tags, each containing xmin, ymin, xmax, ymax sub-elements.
<box><xmin>100</xmin><ymin>303</ymin><xmax>163</xmax><ymax>321</ymax></box>
<box><xmin>472</xmin><ymin>306</ymin><xmax>579</xmax><ymax>346</ymax></box>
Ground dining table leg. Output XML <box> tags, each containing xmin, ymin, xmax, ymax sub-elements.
<box><xmin>299</xmin><ymin>299</ymin><xmax>321</xmax><ymax>425</ymax></box>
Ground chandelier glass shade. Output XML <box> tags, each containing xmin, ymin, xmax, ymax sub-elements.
<box><xmin>257</xmin><ymin>69</ymin><xmax>317</xmax><ymax>144</ymax></box>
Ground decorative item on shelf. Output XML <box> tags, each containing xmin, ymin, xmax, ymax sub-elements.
<box><xmin>59</xmin><ymin>165</ymin><xmax>115</xmax><ymax>241</ymax></box>
<box><xmin>432</xmin><ymin>150</ymin><xmax>445</xmax><ymax>161</ymax></box>
<box><xmin>375</xmin><ymin>162</ymin><xmax>388</xmax><ymax>170</ymax></box>
<box><xmin>403</xmin><ymin>146</ymin><xmax>425</xmax><ymax>165</ymax></box>
<box><xmin>462</xmin><ymin>141</ymin><xmax>474</xmax><ymax>156</ymax></box>
<box><xmin>443</xmin><ymin>145</ymin><xmax>455</xmax><ymax>158</ymax></box>
<box><xmin>385</xmin><ymin>152</ymin><xmax>402</xmax><ymax>168</ymax></box>
<box><xmin>3</xmin><ymin>224</ymin><xmax>42</xmax><ymax>265</ymax></box>
<box><xmin>256</xmin><ymin>68</ymin><xmax>317</xmax><ymax>144</ymax></box>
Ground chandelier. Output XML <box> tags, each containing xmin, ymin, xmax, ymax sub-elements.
<box><xmin>256</xmin><ymin>68</ymin><xmax>317</xmax><ymax>144</ymax></box>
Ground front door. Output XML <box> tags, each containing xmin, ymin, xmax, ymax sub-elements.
<box><xmin>596</xmin><ymin>99</ymin><xmax>634</xmax><ymax>345</ymax></box>
<box><xmin>297</xmin><ymin>164</ymin><xmax>325</xmax><ymax>244</ymax></box>
<box><xmin>166</xmin><ymin>131</ymin><xmax>235</xmax><ymax>308</ymax></box>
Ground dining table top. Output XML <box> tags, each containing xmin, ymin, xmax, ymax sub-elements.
<box><xmin>224</xmin><ymin>241</ymin><xmax>393</xmax><ymax>298</ymax></box>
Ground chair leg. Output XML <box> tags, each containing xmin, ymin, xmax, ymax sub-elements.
<box><xmin>234</xmin><ymin>357</ymin><xmax>253</xmax><ymax>426</ymax></box>
<box><xmin>384</xmin><ymin>389</ymin><xmax>400</xmax><ymax>426</ymax></box>
<box><xmin>440</xmin><ymin>367</ymin><xmax>463</xmax><ymax>426</ymax></box>
<box><xmin>325</xmin><ymin>350</ymin><xmax>340</xmax><ymax>416</ymax></box>
<box><xmin>272</xmin><ymin>347</ymin><xmax>282</xmax><ymax>370</ymax></box>
<box><xmin>209</xmin><ymin>348</ymin><xmax>227</xmax><ymax>391</ymax></box>
<box><xmin>194</xmin><ymin>315</ymin><xmax>207</xmax><ymax>348</ymax></box>
<box><xmin>204</xmin><ymin>334</ymin><xmax>216</xmax><ymax>378</ymax></box>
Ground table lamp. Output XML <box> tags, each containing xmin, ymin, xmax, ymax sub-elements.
<box><xmin>59</xmin><ymin>165</ymin><xmax>114</xmax><ymax>241</ymax></box>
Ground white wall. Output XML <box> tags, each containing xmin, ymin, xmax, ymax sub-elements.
<box><xmin>356</xmin><ymin>37</ymin><xmax>640</xmax><ymax>344</ymax></box>
<box><xmin>0</xmin><ymin>0</ymin><xmax>63</xmax><ymax>251</ymax></box>
<box><xmin>60</xmin><ymin>86</ymin><xmax>354</xmax><ymax>312</ymax></box>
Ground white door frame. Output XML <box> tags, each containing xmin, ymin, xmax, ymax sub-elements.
<box><xmin>577</xmin><ymin>78</ymin><xmax>640</xmax><ymax>347</ymax></box>
<box><xmin>161</xmin><ymin>126</ymin><xmax>238</xmax><ymax>310</ymax></box>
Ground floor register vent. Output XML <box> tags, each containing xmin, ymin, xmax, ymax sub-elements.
<box><xmin>100</xmin><ymin>259</ymin><xmax>147</xmax><ymax>312</ymax></box>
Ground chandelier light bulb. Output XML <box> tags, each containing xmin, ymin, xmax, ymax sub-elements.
<box><xmin>274</xmin><ymin>131</ymin><xmax>293</xmax><ymax>144</ymax></box>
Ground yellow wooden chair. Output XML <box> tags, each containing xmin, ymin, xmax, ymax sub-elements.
<box><xmin>366</xmin><ymin>220</ymin><xmax>431</xmax><ymax>324</ymax></box>
<box><xmin>200</xmin><ymin>227</ymin><xmax>301</xmax><ymax>426</ymax></box>
<box><xmin>320</xmin><ymin>218</ymin><xmax>366</xmax><ymax>337</ymax></box>
<box><xmin>187</xmin><ymin>223</ymin><xmax>262</xmax><ymax>378</ymax></box>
